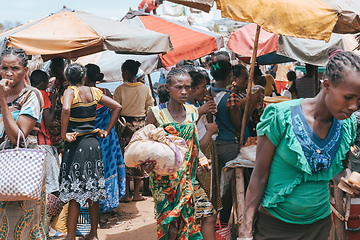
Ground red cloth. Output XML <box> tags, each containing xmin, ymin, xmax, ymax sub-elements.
<box><xmin>38</xmin><ymin>90</ymin><xmax>52</xmax><ymax>145</ymax></box>
<box><xmin>228</xmin><ymin>23</ymin><xmax>279</xmax><ymax>57</ymax></box>
<box><xmin>138</xmin><ymin>0</ymin><xmax>158</xmax><ymax>13</ymax></box>
<box><xmin>275</xmin><ymin>80</ymin><xmax>289</xmax><ymax>93</ymax></box>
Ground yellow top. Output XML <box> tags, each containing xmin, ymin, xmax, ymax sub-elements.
<box><xmin>253</xmin><ymin>74</ymin><xmax>275</xmax><ymax>96</ymax></box>
<box><xmin>61</xmin><ymin>86</ymin><xmax>103</xmax><ymax>105</ymax></box>
<box><xmin>113</xmin><ymin>82</ymin><xmax>154</xmax><ymax>117</ymax></box>
<box><xmin>275</xmin><ymin>63</ymin><xmax>294</xmax><ymax>81</ymax></box>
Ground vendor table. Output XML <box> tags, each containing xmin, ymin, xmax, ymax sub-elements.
<box><xmin>223</xmin><ymin>155</ymin><xmax>255</xmax><ymax>239</ymax></box>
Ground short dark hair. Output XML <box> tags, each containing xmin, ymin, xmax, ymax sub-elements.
<box><xmin>50</xmin><ymin>57</ymin><xmax>65</xmax><ymax>70</ymax></box>
<box><xmin>65</xmin><ymin>63</ymin><xmax>86</xmax><ymax>84</ymax></box>
<box><xmin>157</xmin><ymin>84</ymin><xmax>170</xmax><ymax>104</ymax></box>
<box><xmin>122</xmin><ymin>60</ymin><xmax>141</xmax><ymax>76</ymax></box>
<box><xmin>30</xmin><ymin>70</ymin><xmax>49</xmax><ymax>87</ymax></box>
<box><xmin>181</xmin><ymin>64</ymin><xmax>197</xmax><ymax>73</ymax></box>
<box><xmin>210</xmin><ymin>60</ymin><xmax>231</xmax><ymax>81</ymax></box>
<box><xmin>232</xmin><ymin>64</ymin><xmax>247</xmax><ymax>78</ymax></box>
<box><xmin>198</xmin><ymin>69</ymin><xmax>210</xmax><ymax>85</ymax></box>
<box><xmin>214</xmin><ymin>51</ymin><xmax>230</xmax><ymax>62</ymax></box>
<box><xmin>253</xmin><ymin>65</ymin><xmax>262</xmax><ymax>77</ymax></box>
<box><xmin>287</xmin><ymin>70</ymin><xmax>296</xmax><ymax>81</ymax></box>
<box><xmin>85</xmin><ymin>63</ymin><xmax>104</xmax><ymax>82</ymax></box>
<box><xmin>188</xmin><ymin>71</ymin><xmax>205</xmax><ymax>88</ymax></box>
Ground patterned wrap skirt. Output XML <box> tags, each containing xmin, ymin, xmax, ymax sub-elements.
<box><xmin>59</xmin><ymin>134</ymin><xmax>105</xmax><ymax>206</ymax></box>
<box><xmin>117</xmin><ymin>116</ymin><xmax>146</xmax><ymax>179</ymax></box>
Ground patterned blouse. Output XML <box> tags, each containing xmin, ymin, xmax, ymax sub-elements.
<box><xmin>0</xmin><ymin>86</ymin><xmax>43</xmax><ymax>145</ymax></box>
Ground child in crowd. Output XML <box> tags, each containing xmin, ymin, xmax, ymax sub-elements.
<box><xmin>144</xmin><ymin>68</ymin><xmax>213</xmax><ymax>240</ymax></box>
<box><xmin>285</xmin><ymin>70</ymin><xmax>297</xmax><ymax>99</ymax></box>
<box><xmin>231</xmin><ymin>64</ymin><xmax>264</xmax><ymax>136</ymax></box>
<box><xmin>30</xmin><ymin>70</ymin><xmax>60</xmax><ymax>196</ymax></box>
<box><xmin>187</xmin><ymin>71</ymin><xmax>219</xmax><ymax>240</ymax></box>
<box><xmin>209</xmin><ymin>60</ymin><xmax>241</xmax><ymax>224</ymax></box>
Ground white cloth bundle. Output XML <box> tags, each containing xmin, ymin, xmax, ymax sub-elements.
<box><xmin>124</xmin><ymin>124</ymin><xmax>188</xmax><ymax>176</ymax></box>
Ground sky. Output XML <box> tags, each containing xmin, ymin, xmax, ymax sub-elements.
<box><xmin>1</xmin><ymin>0</ymin><xmax>142</xmax><ymax>24</ymax></box>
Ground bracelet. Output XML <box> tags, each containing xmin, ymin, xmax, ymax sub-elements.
<box><xmin>238</xmin><ymin>238</ymin><xmax>253</xmax><ymax>240</ymax></box>
<box><xmin>199</xmin><ymin>157</ymin><xmax>209</xmax><ymax>166</ymax></box>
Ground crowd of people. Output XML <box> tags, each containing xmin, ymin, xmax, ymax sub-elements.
<box><xmin>1</xmin><ymin>45</ymin><xmax>360</xmax><ymax>240</ymax></box>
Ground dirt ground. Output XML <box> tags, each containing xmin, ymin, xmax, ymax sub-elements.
<box><xmin>53</xmin><ymin>197</ymin><xmax>157</xmax><ymax>240</ymax></box>
<box><xmin>98</xmin><ymin>197</ymin><xmax>157</xmax><ymax>240</ymax></box>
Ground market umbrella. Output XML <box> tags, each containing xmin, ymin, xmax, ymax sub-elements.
<box><xmin>228</xmin><ymin>23</ymin><xmax>348</xmax><ymax>66</ymax></box>
<box><xmin>216</xmin><ymin>0</ymin><xmax>360</xmax><ymax>42</ymax></box>
<box><xmin>0</xmin><ymin>8</ymin><xmax>173</xmax><ymax>61</ymax></box>
<box><xmin>122</xmin><ymin>10</ymin><xmax>223</xmax><ymax>67</ymax></box>
<box><xmin>76</xmin><ymin>51</ymin><xmax>161</xmax><ymax>82</ymax></box>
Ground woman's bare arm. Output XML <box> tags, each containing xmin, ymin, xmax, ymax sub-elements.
<box><xmin>239</xmin><ymin>135</ymin><xmax>277</xmax><ymax>238</ymax></box>
<box><xmin>145</xmin><ymin>109</ymin><xmax>158</xmax><ymax>126</ymax></box>
<box><xmin>61</xmin><ymin>88</ymin><xmax>75</xmax><ymax>140</ymax></box>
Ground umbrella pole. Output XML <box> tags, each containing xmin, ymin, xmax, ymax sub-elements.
<box><xmin>239</xmin><ymin>24</ymin><xmax>261</xmax><ymax>146</ymax></box>
<box><xmin>147</xmin><ymin>74</ymin><xmax>158</xmax><ymax>106</ymax></box>
<box><xmin>234</xmin><ymin>24</ymin><xmax>261</xmax><ymax>239</ymax></box>
<box><xmin>67</xmin><ymin>52</ymin><xmax>71</xmax><ymax>64</ymax></box>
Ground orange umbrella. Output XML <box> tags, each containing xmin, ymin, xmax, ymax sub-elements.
<box><xmin>0</xmin><ymin>8</ymin><xmax>173</xmax><ymax>60</ymax></box>
<box><xmin>122</xmin><ymin>11</ymin><xmax>223</xmax><ymax>67</ymax></box>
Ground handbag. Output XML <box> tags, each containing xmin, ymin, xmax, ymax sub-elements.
<box><xmin>215</xmin><ymin>217</ymin><xmax>231</xmax><ymax>240</ymax></box>
<box><xmin>0</xmin><ymin>130</ymin><xmax>47</xmax><ymax>201</ymax></box>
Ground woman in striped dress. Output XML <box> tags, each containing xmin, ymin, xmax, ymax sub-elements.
<box><xmin>59</xmin><ymin>63</ymin><xmax>121</xmax><ymax>240</ymax></box>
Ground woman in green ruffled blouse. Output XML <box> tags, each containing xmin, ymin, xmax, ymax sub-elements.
<box><xmin>240</xmin><ymin>50</ymin><xmax>360</xmax><ymax>240</ymax></box>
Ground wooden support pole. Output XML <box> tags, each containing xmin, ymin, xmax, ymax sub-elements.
<box><xmin>147</xmin><ymin>74</ymin><xmax>157</xmax><ymax>106</ymax></box>
<box><xmin>334</xmin><ymin>184</ymin><xmax>348</xmax><ymax>239</ymax></box>
<box><xmin>239</xmin><ymin>24</ymin><xmax>261</xmax><ymax>146</ymax></box>
<box><xmin>235</xmin><ymin>168</ymin><xmax>245</xmax><ymax>237</ymax></box>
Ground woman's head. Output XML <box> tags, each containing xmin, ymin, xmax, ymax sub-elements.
<box><xmin>188</xmin><ymin>71</ymin><xmax>207</xmax><ymax>102</ymax></box>
<box><xmin>85</xmin><ymin>63</ymin><xmax>104</xmax><ymax>83</ymax></box>
<box><xmin>121</xmin><ymin>60</ymin><xmax>141</xmax><ymax>82</ymax></box>
<box><xmin>232</xmin><ymin>64</ymin><xmax>249</xmax><ymax>92</ymax></box>
<box><xmin>65</xmin><ymin>63</ymin><xmax>86</xmax><ymax>85</ymax></box>
<box><xmin>49</xmin><ymin>57</ymin><xmax>65</xmax><ymax>77</ymax></box>
<box><xmin>30</xmin><ymin>70</ymin><xmax>49</xmax><ymax>91</ymax></box>
<box><xmin>210</xmin><ymin>60</ymin><xmax>232</xmax><ymax>82</ymax></box>
<box><xmin>252</xmin><ymin>65</ymin><xmax>263</xmax><ymax>84</ymax></box>
<box><xmin>322</xmin><ymin>50</ymin><xmax>360</xmax><ymax>120</ymax></box>
<box><xmin>165</xmin><ymin>68</ymin><xmax>191</xmax><ymax>104</ymax></box>
<box><xmin>0</xmin><ymin>47</ymin><xmax>29</xmax><ymax>87</ymax></box>
<box><xmin>287</xmin><ymin>70</ymin><xmax>296</xmax><ymax>82</ymax></box>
